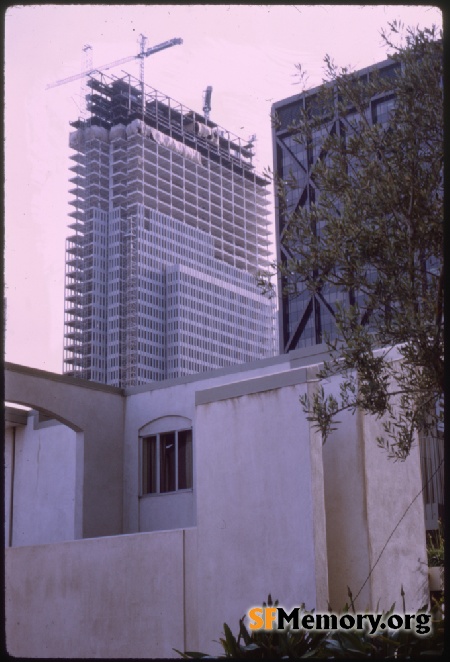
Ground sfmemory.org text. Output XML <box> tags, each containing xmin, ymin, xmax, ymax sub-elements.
<box><xmin>247</xmin><ymin>607</ymin><xmax>432</xmax><ymax>636</ymax></box>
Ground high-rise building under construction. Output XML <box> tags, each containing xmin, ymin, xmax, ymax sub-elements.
<box><xmin>63</xmin><ymin>72</ymin><xmax>276</xmax><ymax>386</ymax></box>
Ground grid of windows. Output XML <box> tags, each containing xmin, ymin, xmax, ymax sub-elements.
<box><xmin>121</xmin><ymin>208</ymin><xmax>275</xmax><ymax>385</ymax></box>
<box><xmin>64</xmin><ymin>76</ymin><xmax>276</xmax><ymax>386</ymax></box>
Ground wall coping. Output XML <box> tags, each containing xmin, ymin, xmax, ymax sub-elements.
<box><xmin>5</xmin><ymin>362</ymin><xmax>124</xmax><ymax>395</ymax></box>
<box><xmin>125</xmin><ymin>344</ymin><xmax>330</xmax><ymax>396</ymax></box>
<box><xmin>5</xmin><ymin>344</ymin><xmax>332</xmax><ymax>400</ymax></box>
<box><xmin>195</xmin><ymin>365</ymin><xmax>312</xmax><ymax>405</ymax></box>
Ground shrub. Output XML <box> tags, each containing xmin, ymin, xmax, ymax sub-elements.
<box><xmin>175</xmin><ymin>594</ymin><xmax>444</xmax><ymax>659</ymax></box>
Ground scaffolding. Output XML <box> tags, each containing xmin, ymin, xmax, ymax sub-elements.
<box><xmin>64</xmin><ymin>71</ymin><xmax>273</xmax><ymax>386</ymax></box>
<box><xmin>123</xmin><ymin>215</ymin><xmax>138</xmax><ymax>387</ymax></box>
<box><xmin>64</xmin><ymin>121</ymin><xmax>109</xmax><ymax>381</ymax></box>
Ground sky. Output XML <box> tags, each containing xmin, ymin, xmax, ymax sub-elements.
<box><xmin>4</xmin><ymin>4</ymin><xmax>443</xmax><ymax>373</ymax></box>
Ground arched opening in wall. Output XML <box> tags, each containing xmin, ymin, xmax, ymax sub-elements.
<box><xmin>138</xmin><ymin>415</ymin><xmax>195</xmax><ymax>532</ymax></box>
<box><xmin>4</xmin><ymin>402</ymin><xmax>84</xmax><ymax>547</ymax></box>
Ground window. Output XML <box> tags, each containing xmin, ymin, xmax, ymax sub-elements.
<box><xmin>372</xmin><ymin>95</ymin><xmax>395</xmax><ymax>125</ymax></box>
<box><xmin>141</xmin><ymin>429</ymin><xmax>193</xmax><ymax>495</ymax></box>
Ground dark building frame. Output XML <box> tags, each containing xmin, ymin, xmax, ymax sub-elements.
<box><xmin>272</xmin><ymin>58</ymin><xmax>399</xmax><ymax>354</ymax></box>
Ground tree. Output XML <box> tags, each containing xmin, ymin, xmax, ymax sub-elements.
<box><xmin>263</xmin><ymin>23</ymin><xmax>443</xmax><ymax>459</ymax></box>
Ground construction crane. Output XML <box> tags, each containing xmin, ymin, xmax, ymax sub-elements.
<box><xmin>203</xmin><ymin>85</ymin><xmax>213</xmax><ymax>123</ymax></box>
<box><xmin>46</xmin><ymin>35</ymin><xmax>183</xmax><ymax>90</ymax></box>
<box><xmin>79</xmin><ymin>44</ymin><xmax>93</xmax><ymax>119</ymax></box>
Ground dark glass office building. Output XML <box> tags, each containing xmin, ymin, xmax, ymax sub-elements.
<box><xmin>272</xmin><ymin>58</ymin><xmax>399</xmax><ymax>353</ymax></box>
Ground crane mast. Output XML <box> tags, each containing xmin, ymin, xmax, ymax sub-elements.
<box><xmin>203</xmin><ymin>85</ymin><xmax>213</xmax><ymax>123</ymax></box>
<box><xmin>139</xmin><ymin>34</ymin><xmax>147</xmax><ymax>115</ymax></box>
<box><xmin>79</xmin><ymin>44</ymin><xmax>93</xmax><ymax>120</ymax></box>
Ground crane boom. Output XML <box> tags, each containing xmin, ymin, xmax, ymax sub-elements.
<box><xmin>46</xmin><ymin>37</ymin><xmax>183</xmax><ymax>90</ymax></box>
<box><xmin>47</xmin><ymin>54</ymin><xmax>136</xmax><ymax>90</ymax></box>
<box><xmin>144</xmin><ymin>37</ymin><xmax>183</xmax><ymax>58</ymax></box>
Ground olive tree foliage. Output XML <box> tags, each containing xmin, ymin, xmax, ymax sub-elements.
<box><xmin>262</xmin><ymin>23</ymin><xmax>443</xmax><ymax>459</ymax></box>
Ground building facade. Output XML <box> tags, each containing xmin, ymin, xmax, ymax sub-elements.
<box><xmin>272</xmin><ymin>58</ymin><xmax>399</xmax><ymax>353</ymax></box>
<box><xmin>64</xmin><ymin>73</ymin><xmax>275</xmax><ymax>386</ymax></box>
<box><xmin>5</xmin><ymin>353</ymin><xmax>431</xmax><ymax>657</ymax></box>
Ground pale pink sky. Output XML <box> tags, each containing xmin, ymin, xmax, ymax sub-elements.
<box><xmin>5</xmin><ymin>4</ymin><xmax>442</xmax><ymax>373</ymax></box>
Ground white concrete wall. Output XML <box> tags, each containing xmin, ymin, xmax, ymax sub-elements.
<box><xmin>362</xmin><ymin>413</ymin><xmax>429</xmax><ymax>610</ymax></box>
<box><xmin>124</xmin><ymin>382</ymin><xmax>197</xmax><ymax>534</ymax></box>
<box><xmin>322</xmin><ymin>372</ymin><xmax>429</xmax><ymax>612</ymax></box>
<box><xmin>5</xmin><ymin>371</ymin><xmax>326</xmax><ymax>659</ymax></box>
<box><xmin>4</xmin><ymin>351</ymin><xmax>429</xmax><ymax>658</ymax></box>
<box><xmin>139</xmin><ymin>491</ymin><xmax>195</xmax><ymax>531</ymax></box>
<box><xmin>322</xmin><ymin>391</ymin><xmax>372</xmax><ymax>611</ymax></box>
<box><xmin>137</xmin><ymin>414</ymin><xmax>195</xmax><ymax>531</ymax></box>
<box><xmin>5</xmin><ymin>530</ymin><xmax>195</xmax><ymax>659</ymax></box>
<box><xmin>193</xmin><ymin>381</ymin><xmax>327</xmax><ymax>656</ymax></box>
<box><xmin>123</xmin><ymin>351</ymin><xmax>324</xmax><ymax>536</ymax></box>
<box><xmin>6</xmin><ymin>364</ymin><xmax>125</xmax><ymax>538</ymax></box>
<box><xmin>4</xmin><ymin>416</ymin><xmax>82</xmax><ymax>547</ymax></box>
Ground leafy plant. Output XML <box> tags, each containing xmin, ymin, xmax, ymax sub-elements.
<box><xmin>175</xmin><ymin>595</ymin><xmax>327</xmax><ymax>659</ymax></box>
<box><xmin>260</xmin><ymin>22</ymin><xmax>443</xmax><ymax>460</ymax></box>
<box><xmin>427</xmin><ymin>520</ymin><xmax>444</xmax><ymax>567</ymax></box>
<box><xmin>175</xmin><ymin>593</ymin><xmax>445</xmax><ymax>659</ymax></box>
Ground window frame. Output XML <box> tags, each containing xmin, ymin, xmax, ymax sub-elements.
<box><xmin>140</xmin><ymin>427</ymin><xmax>193</xmax><ymax>496</ymax></box>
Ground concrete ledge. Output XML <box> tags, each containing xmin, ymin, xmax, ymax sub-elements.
<box><xmin>5</xmin><ymin>362</ymin><xmax>124</xmax><ymax>395</ymax></box>
<box><xmin>126</xmin><ymin>345</ymin><xmax>331</xmax><ymax>396</ymax></box>
<box><xmin>195</xmin><ymin>365</ymin><xmax>308</xmax><ymax>405</ymax></box>
<box><xmin>4</xmin><ymin>406</ymin><xmax>29</xmax><ymax>427</ymax></box>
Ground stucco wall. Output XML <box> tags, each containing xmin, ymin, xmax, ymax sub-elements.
<box><xmin>5</xmin><ymin>364</ymin><xmax>124</xmax><ymax>538</ymax></box>
<box><xmin>5</xmin><ymin>529</ymin><xmax>195</xmax><ymax>658</ymax></box>
<box><xmin>121</xmin><ymin>364</ymin><xmax>328</xmax><ymax>657</ymax></box>
<box><xmin>322</xmin><ymin>394</ymin><xmax>372</xmax><ymax>611</ymax></box>
<box><xmin>122</xmin><ymin>356</ymin><xmax>312</xmax><ymax>535</ymax></box>
<box><xmin>322</xmin><ymin>373</ymin><xmax>429</xmax><ymax>612</ymax></box>
<box><xmin>4</xmin><ymin>353</ymin><xmax>430</xmax><ymax>658</ymax></box>
<box><xmin>5</xmin><ymin>416</ymin><xmax>81</xmax><ymax>546</ymax></box>
<box><xmin>194</xmin><ymin>382</ymin><xmax>327</xmax><ymax>656</ymax></box>
<box><xmin>137</xmin><ymin>414</ymin><xmax>196</xmax><ymax>531</ymax></box>
<box><xmin>362</xmin><ymin>413</ymin><xmax>429</xmax><ymax>610</ymax></box>
<box><xmin>139</xmin><ymin>491</ymin><xmax>195</xmax><ymax>531</ymax></box>
<box><xmin>124</xmin><ymin>382</ymin><xmax>197</xmax><ymax>534</ymax></box>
